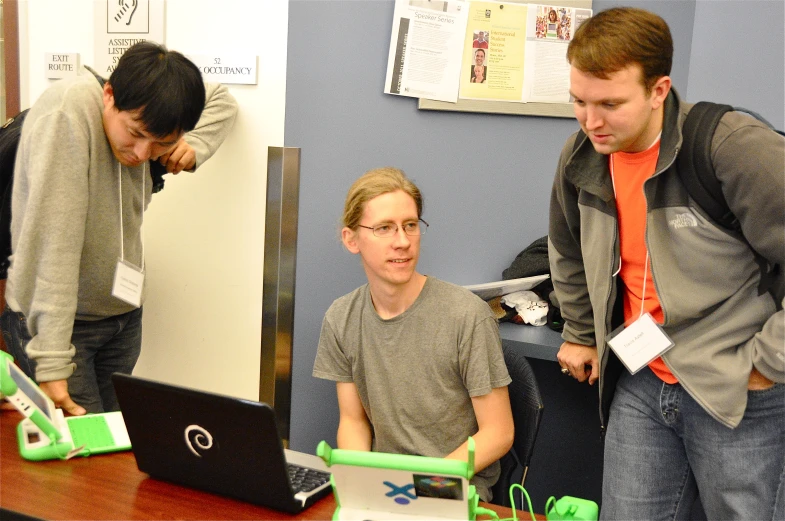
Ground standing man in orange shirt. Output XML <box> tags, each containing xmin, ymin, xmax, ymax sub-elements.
<box><xmin>548</xmin><ymin>7</ymin><xmax>784</xmax><ymax>520</ymax></box>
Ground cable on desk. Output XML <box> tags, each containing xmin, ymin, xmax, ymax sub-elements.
<box><xmin>478</xmin><ymin>484</ymin><xmax>536</xmax><ymax>521</ymax></box>
<box><xmin>507</xmin><ymin>483</ymin><xmax>537</xmax><ymax>521</ymax></box>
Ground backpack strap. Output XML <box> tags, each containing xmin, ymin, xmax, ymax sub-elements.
<box><xmin>730</xmin><ymin>106</ymin><xmax>785</xmax><ymax>137</ymax></box>
<box><xmin>0</xmin><ymin>110</ymin><xmax>29</xmax><ymax>279</ymax></box>
<box><xmin>677</xmin><ymin>101</ymin><xmax>737</xmax><ymax>231</ymax></box>
<box><xmin>84</xmin><ymin>65</ymin><xmax>106</xmax><ymax>88</ymax></box>
<box><xmin>679</xmin><ymin>101</ymin><xmax>782</xmax><ymax>304</ymax></box>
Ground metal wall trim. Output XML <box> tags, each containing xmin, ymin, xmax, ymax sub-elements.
<box><xmin>261</xmin><ymin>146</ymin><xmax>301</xmax><ymax>443</ymax></box>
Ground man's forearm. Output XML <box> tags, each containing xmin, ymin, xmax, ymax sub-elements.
<box><xmin>184</xmin><ymin>83</ymin><xmax>238</xmax><ymax>168</ymax></box>
<box><xmin>445</xmin><ymin>425</ymin><xmax>513</xmax><ymax>473</ymax></box>
<box><xmin>336</xmin><ymin>417</ymin><xmax>372</xmax><ymax>451</ymax></box>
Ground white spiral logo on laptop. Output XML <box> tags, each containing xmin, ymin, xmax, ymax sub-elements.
<box><xmin>184</xmin><ymin>425</ymin><xmax>213</xmax><ymax>457</ymax></box>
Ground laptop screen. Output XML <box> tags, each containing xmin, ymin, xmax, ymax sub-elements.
<box><xmin>8</xmin><ymin>364</ymin><xmax>55</xmax><ymax>420</ymax></box>
<box><xmin>0</xmin><ymin>353</ymin><xmax>59</xmax><ymax>427</ymax></box>
<box><xmin>330</xmin><ymin>465</ymin><xmax>470</xmax><ymax>520</ymax></box>
<box><xmin>319</xmin><ymin>441</ymin><xmax>476</xmax><ymax>521</ymax></box>
<box><xmin>112</xmin><ymin>373</ymin><xmax>330</xmax><ymax>514</ymax></box>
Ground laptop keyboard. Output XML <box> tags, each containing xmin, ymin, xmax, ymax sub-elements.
<box><xmin>287</xmin><ymin>463</ymin><xmax>330</xmax><ymax>494</ymax></box>
<box><xmin>68</xmin><ymin>415</ymin><xmax>115</xmax><ymax>450</ymax></box>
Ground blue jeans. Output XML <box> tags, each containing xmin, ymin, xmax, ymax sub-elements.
<box><xmin>601</xmin><ymin>368</ymin><xmax>785</xmax><ymax>521</ymax></box>
<box><xmin>0</xmin><ymin>306</ymin><xmax>143</xmax><ymax>414</ymax></box>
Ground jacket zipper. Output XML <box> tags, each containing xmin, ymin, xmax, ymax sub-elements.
<box><xmin>598</xmin><ymin>221</ymin><xmax>619</xmax><ymax>433</ymax></box>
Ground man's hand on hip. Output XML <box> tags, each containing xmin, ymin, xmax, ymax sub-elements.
<box><xmin>39</xmin><ymin>380</ymin><xmax>87</xmax><ymax>416</ymax></box>
<box><xmin>557</xmin><ymin>341</ymin><xmax>599</xmax><ymax>385</ymax></box>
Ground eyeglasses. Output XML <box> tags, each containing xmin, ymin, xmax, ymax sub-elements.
<box><xmin>357</xmin><ymin>219</ymin><xmax>429</xmax><ymax>238</ymax></box>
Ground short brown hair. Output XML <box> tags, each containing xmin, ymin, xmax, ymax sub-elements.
<box><xmin>342</xmin><ymin>167</ymin><xmax>423</xmax><ymax>230</ymax></box>
<box><xmin>567</xmin><ymin>7</ymin><xmax>672</xmax><ymax>93</ymax></box>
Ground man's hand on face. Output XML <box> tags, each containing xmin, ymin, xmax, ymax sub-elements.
<box><xmin>157</xmin><ymin>138</ymin><xmax>196</xmax><ymax>174</ymax></box>
<box><xmin>39</xmin><ymin>380</ymin><xmax>87</xmax><ymax>416</ymax></box>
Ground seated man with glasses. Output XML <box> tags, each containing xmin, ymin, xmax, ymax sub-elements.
<box><xmin>313</xmin><ymin>167</ymin><xmax>513</xmax><ymax>502</ymax></box>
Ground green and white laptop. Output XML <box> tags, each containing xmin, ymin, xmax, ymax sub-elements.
<box><xmin>0</xmin><ymin>351</ymin><xmax>131</xmax><ymax>461</ymax></box>
<box><xmin>318</xmin><ymin>437</ymin><xmax>483</xmax><ymax>521</ymax></box>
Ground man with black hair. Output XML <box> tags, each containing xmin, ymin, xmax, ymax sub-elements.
<box><xmin>0</xmin><ymin>42</ymin><xmax>237</xmax><ymax>415</ymax></box>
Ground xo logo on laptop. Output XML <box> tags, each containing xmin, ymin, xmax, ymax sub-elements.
<box><xmin>184</xmin><ymin>425</ymin><xmax>214</xmax><ymax>457</ymax></box>
<box><xmin>383</xmin><ymin>481</ymin><xmax>417</xmax><ymax>505</ymax></box>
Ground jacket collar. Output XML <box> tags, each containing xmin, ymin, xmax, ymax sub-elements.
<box><xmin>564</xmin><ymin>88</ymin><xmax>686</xmax><ymax>202</ymax></box>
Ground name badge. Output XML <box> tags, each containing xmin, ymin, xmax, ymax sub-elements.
<box><xmin>607</xmin><ymin>313</ymin><xmax>674</xmax><ymax>374</ymax></box>
<box><xmin>112</xmin><ymin>259</ymin><xmax>144</xmax><ymax>308</ymax></box>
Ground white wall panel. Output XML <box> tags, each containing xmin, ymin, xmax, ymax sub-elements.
<box><xmin>17</xmin><ymin>0</ymin><xmax>288</xmax><ymax>399</ymax></box>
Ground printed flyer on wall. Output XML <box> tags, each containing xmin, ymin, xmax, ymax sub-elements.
<box><xmin>521</xmin><ymin>5</ymin><xmax>593</xmax><ymax>103</ymax></box>
<box><xmin>459</xmin><ymin>1</ymin><xmax>528</xmax><ymax>102</ymax></box>
<box><xmin>384</xmin><ymin>0</ymin><xmax>470</xmax><ymax>103</ymax></box>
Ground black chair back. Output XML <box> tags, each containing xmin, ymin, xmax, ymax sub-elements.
<box><xmin>490</xmin><ymin>343</ymin><xmax>544</xmax><ymax>507</ymax></box>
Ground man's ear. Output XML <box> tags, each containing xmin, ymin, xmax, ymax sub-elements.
<box><xmin>341</xmin><ymin>227</ymin><xmax>360</xmax><ymax>254</ymax></box>
<box><xmin>103</xmin><ymin>82</ymin><xmax>115</xmax><ymax>109</ymax></box>
<box><xmin>650</xmin><ymin>75</ymin><xmax>672</xmax><ymax>110</ymax></box>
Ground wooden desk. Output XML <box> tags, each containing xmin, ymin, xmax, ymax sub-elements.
<box><xmin>0</xmin><ymin>411</ymin><xmax>536</xmax><ymax>520</ymax></box>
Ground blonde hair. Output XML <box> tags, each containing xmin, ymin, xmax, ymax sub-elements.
<box><xmin>342</xmin><ymin>167</ymin><xmax>423</xmax><ymax>230</ymax></box>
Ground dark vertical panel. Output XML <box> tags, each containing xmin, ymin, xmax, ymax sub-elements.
<box><xmin>3</xmin><ymin>0</ymin><xmax>21</xmax><ymax>118</ymax></box>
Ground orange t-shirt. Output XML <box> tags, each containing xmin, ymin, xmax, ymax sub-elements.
<box><xmin>611</xmin><ymin>143</ymin><xmax>677</xmax><ymax>384</ymax></box>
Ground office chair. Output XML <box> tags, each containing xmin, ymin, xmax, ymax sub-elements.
<box><xmin>490</xmin><ymin>343</ymin><xmax>544</xmax><ymax>507</ymax></box>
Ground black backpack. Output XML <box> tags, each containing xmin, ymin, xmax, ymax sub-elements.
<box><xmin>573</xmin><ymin>101</ymin><xmax>784</xmax><ymax>307</ymax></box>
<box><xmin>677</xmin><ymin>102</ymin><xmax>783</xmax><ymax>307</ymax></box>
<box><xmin>677</xmin><ymin>102</ymin><xmax>785</xmax><ymax>234</ymax></box>
<box><xmin>0</xmin><ymin>69</ymin><xmax>168</xmax><ymax>280</ymax></box>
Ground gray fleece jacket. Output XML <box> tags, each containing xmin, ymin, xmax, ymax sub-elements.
<box><xmin>6</xmin><ymin>69</ymin><xmax>238</xmax><ymax>383</ymax></box>
<box><xmin>549</xmin><ymin>89</ymin><xmax>784</xmax><ymax>429</ymax></box>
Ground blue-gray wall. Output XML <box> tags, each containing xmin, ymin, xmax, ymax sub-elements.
<box><xmin>687</xmin><ymin>0</ymin><xmax>784</xmax><ymax>129</ymax></box>
<box><xmin>284</xmin><ymin>0</ymin><xmax>783</xmax><ymax>453</ymax></box>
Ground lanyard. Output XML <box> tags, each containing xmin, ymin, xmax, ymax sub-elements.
<box><xmin>118</xmin><ymin>162</ymin><xmax>145</xmax><ymax>269</ymax></box>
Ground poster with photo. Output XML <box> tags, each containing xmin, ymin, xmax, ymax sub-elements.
<box><xmin>385</xmin><ymin>1</ymin><xmax>593</xmax><ymax>110</ymax></box>
<box><xmin>459</xmin><ymin>1</ymin><xmax>528</xmax><ymax>102</ymax></box>
<box><xmin>523</xmin><ymin>5</ymin><xmax>592</xmax><ymax>103</ymax></box>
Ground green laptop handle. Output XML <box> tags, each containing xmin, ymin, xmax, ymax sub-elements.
<box><xmin>317</xmin><ymin>436</ymin><xmax>475</xmax><ymax>480</ymax></box>
<box><xmin>0</xmin><ymin>351</ymin><xmax>16</xmax><ymax>397</ymax></box>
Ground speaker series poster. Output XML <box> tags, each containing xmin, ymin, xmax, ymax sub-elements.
<box><xmin>384</xmin><ymin>0</ymin><xmax>470</xmax><ymax>103</ymax></box>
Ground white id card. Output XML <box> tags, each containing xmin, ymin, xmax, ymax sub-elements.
<box><xmin>607</xmin><ymin>312</ymin><xmax>674</xmax><ymax>374</ymax></box>
<box><xmin>112</xmin><ymin>259</ymin><xmax>144</xmax><ymax>308</ymax></box>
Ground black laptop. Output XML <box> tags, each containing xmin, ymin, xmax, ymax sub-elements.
<box><xmin>112</xmin><ymin>373</ymin><xmax>331</xmax><ymax>514</ymax></box>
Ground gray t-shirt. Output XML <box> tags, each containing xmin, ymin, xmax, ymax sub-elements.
<box><xmin>313</xmin><ymin>276</ymin><xmax>511</xmax><ymax>501</ymax></box>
